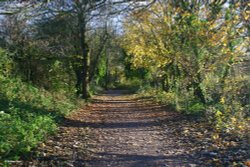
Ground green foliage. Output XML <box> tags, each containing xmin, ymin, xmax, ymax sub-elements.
<box><xmin>0</xmin><ymin>49</ymin><xmax>13</xmax><ymax>76</ymax></box>
<box><xmin>0</xmin><ymin>112</ymin><xmax>56</xmax><ymax>160</ymax></box>
<box><xmin>0</xmin><ymin>76</ymin><xmax>76</xmax><ymax>116</ymax></box>
<box><xmin>137</xmin><ymin>87</ymin><xmax>175</xmax><ymax>106</ymax></box>
<box><xmin>112</xmin><ymin>78</ymin><xmax>143</xmax><ymax>93</ymax></box>
<box><xmin>93</xmin><ymin>51</ymin><xmax>108</xmax><ymax>87</ymax></box>
<box><xmin>0</xmin><ymin>49</ymin><xmax>77</xmax><ymax>160</ymax></box>
<box><xmin>122</xmin><ymin>1</ymin><xmax>249</xmax><ymax>137</ymax></box>
<box><xmin>89</xmin><ymin>84</ymin><xmax>104</xmax><ymax>96</ymax></box>
<box><xmin>187</xmin><ymin>102</ymin><xmax>205</xmax><ymax>116</ymax></box>
<box><xmin>137</xmin><ymin>87</ymin><xmax>205</xmax><ymax>116</ymax></box>
<box><xmin>137</xmin><ymin>75</ymin><xmax>249</xmax><ymax>136</ymax></box>
<box><xmin>205</xmin><ymin>76</ymin><xmax>250</xmax><ymax>135</ymax></box>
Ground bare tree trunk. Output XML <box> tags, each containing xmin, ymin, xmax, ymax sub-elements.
<box><xmin>79</xmin><ymin>16</ymin><xmax>89</xmax><ymax>99</ymax></box>
<box><xmin>81</xmin><ymin>32</ymin><xmax>89</xmax><ymax>98</ymax></box>
<box><xmin>105</xmin><ymin>47</ymin><xmax>109</xmax><ymax>90</ymax></box>
<box><xmin>74</xmin><ymin>69</ymin><xmax>82</xmax><ymax>96</ymax></box>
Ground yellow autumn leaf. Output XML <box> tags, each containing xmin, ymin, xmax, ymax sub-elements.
<box><xmin>212</xmin><ymin>133</ymin><xmax>219</xmax><ymax>140</ymax></box>
<box><xmin>220</xmin><ymin>97</ymin><xmax>225</xmax><ymax>104</ymax></box>
<box><xmin>231</xmin><ymin>117</ymin><xmax>237</xmax><ymax>123</ymax></box>
<box><xmin>40</xmin><ymin>143</ymin><xmax>46</xmax><ymax>148</ymax></box>
<box><xmin>238</xmin><ymin>125</ymin><xmax>244</xmax><ymax>130</ymax></box>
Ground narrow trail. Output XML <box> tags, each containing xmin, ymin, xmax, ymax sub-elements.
<box><xmin>81</xmin><ymin>90</ymin><xmax>199</xmax><ymax>167</ymax></box>
<box><xmin>15</xmin><ymin>90</ymin><xmax>249</xmax><ymax>167</ymax></box>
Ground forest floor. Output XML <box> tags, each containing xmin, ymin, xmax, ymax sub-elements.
<box><xmin>11</xmin><ymin>90</ymin><xmax>249</xmax><ymax>167</ymax></box>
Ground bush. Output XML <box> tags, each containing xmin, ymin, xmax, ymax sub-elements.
<box><xmin>0</xmin><ymin>111</ymin><xmax>56</xmax><ymax>160</ymax></box>
<box><xmin>137</xmin><ymin>87</ymin><xmax>175</xmax><ymax>105</ymax></box>
<box><xmin>0</xmin><ymin>75</ymin><xmax>76</xmax><ymax>160</ymax></box>
<box><xmin>0</xmin><ymin>76</ymin><xmax>76</xmax><ymax>116</ymax></box>
<box><xmin>187</xmin><ymin>102</ymin><xmax>205</xmax><ymax>116</ymax></box>
<box><xmin>205</xmin><ymin>76</ymin><xmax>250</xmax><ymax>135</ymax></box>
<box><xmin>112</xmin><ymin>78</ymin><xmax>143</xmax><ymax>92</ymax></box>
<box><xmin>0</xmin><ymin>49</ymin><xmax>13</xmax><ymax>77</ymax></box>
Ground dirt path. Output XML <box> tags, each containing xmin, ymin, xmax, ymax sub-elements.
<box><xmin>14</xmin><ymin>90</ymin><xmax>249</xmax><ymax>167</ymax></box>
<box><xmin>82</xmin><ymin>90</ymin><xmax>198</xmax><ymax>167</ymax></box>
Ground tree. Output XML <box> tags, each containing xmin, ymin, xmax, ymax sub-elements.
<box><xmin>121</xmin><ymin>0</ymin><xmax>246</xmax><ymax>104</ymax></box>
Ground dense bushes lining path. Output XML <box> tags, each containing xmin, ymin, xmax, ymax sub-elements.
<box><xmin>10</xmin><ymin>90</ymin><xmax>249</xmax><ymax>167</ymax></box>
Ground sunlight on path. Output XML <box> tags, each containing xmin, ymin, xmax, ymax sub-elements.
<box><xmin>82</xmin><ymin>90</ymin><xmax>199</xmax><ymax>167</ymax></box>
<box><xmin>20</xmin><ymin>90</ymin><xmax>221</xmax><ymax>167</ymax></box>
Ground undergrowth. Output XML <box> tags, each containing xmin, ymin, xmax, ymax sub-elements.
<box><xmin>0</xmin><ymin>76</ymin><xmax>78</xmax><ymax>161</ymax></box>
<box><xmin>136</xmin><ymin>85</ymin><xmax>249</xmax><ymax>138</ymax></box>
<box><xmin>136</xmin><ymin>87</ymin><xmax>205</xmax><ymax>116</ymax></box>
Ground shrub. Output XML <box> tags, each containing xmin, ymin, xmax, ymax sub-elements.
<box><xmin>187</xmin><ymin>102</ymin><xmax>205</xmax><ymax>116</ymax></box>
<box><xmin>0</xmin><ymin>76</ymin><xmax>76</xmax><ymax>160</ymax></box>
<box><xmin>0</xmin><ymin>111</ymin><xmax>56</xmax><ymax>160</ymax></box>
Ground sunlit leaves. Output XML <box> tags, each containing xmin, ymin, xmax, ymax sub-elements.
<box><xmin>121</xmin><ymin>0</ymin><xmax>249</xmax><ymax>134</ymax></box>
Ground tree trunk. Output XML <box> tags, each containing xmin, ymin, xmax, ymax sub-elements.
<box><xmin>75</xmin><ymin>69</ymin><xmax>82</xmax><ymax>96</ymax></box>
<box><xmin>193</xmin><ymin>82</ymin><xmax>206</xmax><ymax>104</ymax></box>
<box><xmin>163</xmin><ymin>77</ymin><xmax>170</xmax><ymax>92</ymax></box>
<box><xmin>80</xmin><ymin>19</ymin><xmax>89</xmax><ymax>99</ymax></box>
<box><xmin>105</xmin><ymin>49</ymin><xmax>109</xmax><ymax>90</ymax></box>
<box><xmin>193</xmin><ymin>73</ymin><xmax>206</xmax><ymax>104</ymax></box>
<box><xmin>192</xmin><ymin>44</ymin><xmax>206</xmax><ymax>104</ymax></box>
